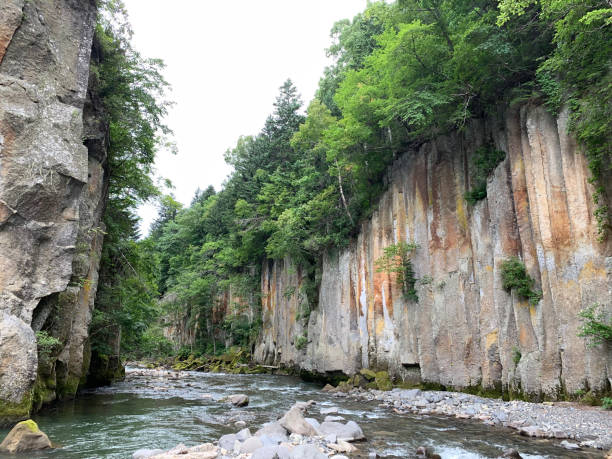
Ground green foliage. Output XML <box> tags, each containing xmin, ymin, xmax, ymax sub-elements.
<box><xmin>512</xmin><ymin>346</ymin><xmax>522</xmax><ymax>365</ymax></box>
<box><xmin>295</xmin><ymin>334</ymin><xmax>308</xmax><ymax>350</ymax></box>
<box><xmin>500</xmin><ymin>257</ymin><xmax>542</xmax><ymax>305</ymax></box>
<box><xmin>464</xmin><ymin>146</ymin><xmax>506</xmax><ymax>204</ymax></box>
<box><xmin>375</xmin><ymin>241</ymin><xmax>419</xmax><ymax>302</ymax></box>
<box><xmin>35</xmin><ymin>331</ymin><xmax>61</xmax><ymax>365</ymax></box>
<box><xmin>578</xmin><ymin>303</ymin><xmax>612</xmax><ymax>347</ymax></box>
<box><xmin>89</xmin><ymin>0</ymin><xmax>170</xmax><ymax>360</ymax></box>
<box><xmin>602</xmin><ymin>397</ymin><xmax>612</xmax><ymax>410</ymax></box>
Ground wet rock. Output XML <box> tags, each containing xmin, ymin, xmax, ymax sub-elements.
<box><xmin>519</xmin><ymin>426</ymin><xmax>544</xmax><ymax>437</ymax></box>
<box><xmin>234</xmin><ymin>420</ymin><xmax>246</xmax><ymax>428</ymax></box>
<box><xmin>499</xmin><ymin>448</ymin><xmax>522</xmax><ymax>458</ymax></box>
<box><xmin>226</xmin><ymin>394</ymin><xmax>249</xmax><ymax>407</ymax></box>
<box><xmin>324</xmin><ymin>416</ymin><xmax>345</xmax><ymax>422</ymax></box>
<box><xmin>0</xmin><ymin>420</ymin><xmax>52</xmax><ymax>453</ymax></box>
<box><xmin>415</xmin><ymin>446</ymin><xmax>441</xmax><ymax>458</ymax></box>
<box><xmin>293</xmin><ymin>400</ymin><xmax>316</xmax><ymax>411</ymax></box>
<box><xmin>280</xmin><ymin>406</ymin><xmax>319</xmax><ymax>436</ymax></box>
<box><xmin>133</xmin><ymin>449</ymin><xmax>165</xmax><ymax>459</ymax></box>
<box><xmin>560</xmin><ymin>440</ymin><xmax>580</xmax><ymax>450</ymax></box>
<box><xmin>320</xmin><ymin>407</ymin><xmax>339</xmax><ymax>415</ymax></box>
<box><xmin>291</xmin><ymin>444</ymin><xmax>327</xmax><ymax>459</ymax></box>
<box><xmin>322</xmin><ymin>384</ymin><xmax>335</xmax><ymax>392</ymax></box>
<box><xmin>251</xmin><ymin>445</ymin><xmax>292</xmax><ymax>459</ymax></box>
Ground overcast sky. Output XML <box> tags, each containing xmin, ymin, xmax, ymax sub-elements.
<box><xmin>123</xmin><ymin>0</ymin><xmax>369</xmax><ymax>235</ymax></box>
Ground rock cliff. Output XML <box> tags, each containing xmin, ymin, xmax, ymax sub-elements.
<box><xmin>0</xmin><ymin>0</ymin><xmax>104</xmax><ymax>424</ymax></box>
<box><xmin>254</xmin><ymin>104</ymin><xmax>612</xmax><ymax>399</ymax></box>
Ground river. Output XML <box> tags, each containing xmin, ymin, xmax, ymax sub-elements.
<box><xmin>0</xmin><ymin>368</ymin><xmax>602</xmax><ymax>458</ymax></box>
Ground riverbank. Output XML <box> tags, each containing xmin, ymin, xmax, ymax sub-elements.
<box><xmin>329</xmin><ymin>386</ymin><xmax>612</xmax><ymax>452</ymax></box>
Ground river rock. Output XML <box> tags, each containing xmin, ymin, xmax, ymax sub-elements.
<box><xmin>328</xmin><ymin>439</ymin><xmax>357</xmax><ymax>453</ymax></box>
<box><xmin>236</xmin><ymin>428</ymin><xmax>251</xmax><ymax>441</ymax></box>
<box><xmin>560</xmin><ymin>440</ymin><xmax>580</xmax><ymax>450</ymax></box>
<box><xmin>322</xmin><ymin>384</ymin><xmax>335</xmax><ymax>392</ymax></box>
<box><xmin>324</xmin><ymin>416</ymin><xmax>345</xmax><ymax>422</ymax></box>
<box><xmin>251</xmin><ymin>445</ymin><xmax>292</xmax><ymax>459</ymax></box>
<box><xmin>226</xmin><ymin>394</ymin><xmax>249</xmax><ymax>407</ymax></box>
<box><xmin>320</xmin><ymin>407</ymin><xmax>339</xmax><ymax>415</ymax></box>
<box><xmin>305</xmin><ymin>418</ymin><xmax>320</xmax><ymax>430</ymax></box>
<box><xmin>279</xmin><ymin>406</ymin><xmax>319</xmax><ymax>436</ymax></box>
<box><xmin>255</xmin><ymin>421</ymin><xmax>289</xmax><ymax>442</ymax></box>
<box><xmin>291</xmin><ymin>444</ymin><xmax>327</xmax><ymax>459</ymax></box>
<box><xmin>239</xmin><ymin>436</ymin><xmax>263</xmax><ymax>454</ymax></box>
<box><xmin>0</xmin><ymin>420</ymin><xmax>52</xmax><ymax>453</ymax></box>
<box><xmin>218</xmin><ymin>433</ymin><xmax>237</xmax><ymax>450</ymax></box>
<box><xmin>133</xmin><ymin>449</ymin><xmax>165</xmax><ymax>459</ymax></box>
<box><xmin>318</xmin><ymin>420</ymin><xmax>364</xmax><ymax>441</ymax></box>
<box><xmin>498</xmin><ymin>449</ymin><xmax>523</xmax><ymax>458</ymax></box>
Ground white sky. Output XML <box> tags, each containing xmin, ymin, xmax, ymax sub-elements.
<box><xmin>123</xmin><ymin>0</ymin><xmax>369</xmax><ymax>235</ymax></box>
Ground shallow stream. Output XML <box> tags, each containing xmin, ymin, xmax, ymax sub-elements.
<box><xmin>0</xmin><ymin>369</ymin><xmax>602</xmax><ymax>458</ymax></box>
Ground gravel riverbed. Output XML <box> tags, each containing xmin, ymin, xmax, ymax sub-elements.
<box><xmin>330</xmin><ymin>386</ymin><xmax>612</xmax><ymax>451</ymax></box>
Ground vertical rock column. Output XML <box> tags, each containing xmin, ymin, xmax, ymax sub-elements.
<box><xmin>0</xmin><ymin>0</ymin><xmax>97</xmax><ymax>424</ymax></box>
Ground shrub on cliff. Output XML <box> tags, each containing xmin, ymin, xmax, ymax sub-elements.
<box><xmin>500</xmin><ymin>257</ymin><xmax>542</xmax><ymax>305</ymax></box>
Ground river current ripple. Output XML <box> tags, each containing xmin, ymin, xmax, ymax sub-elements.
<box><xmin>0</xmin><ymin>368</ymin><xmax>601</xmax><ymax>458</ymax></box>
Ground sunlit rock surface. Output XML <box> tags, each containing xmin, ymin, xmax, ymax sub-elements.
<box><xmin>255</xmin><ymin>104</ymin><xmax>611</xmax><ymax>398</ymax></box>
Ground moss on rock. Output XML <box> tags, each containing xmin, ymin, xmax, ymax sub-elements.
<box><xmin>0</xmin><ymin>391</ymin><xmax>33</xmax><ymax>427</ymax></box>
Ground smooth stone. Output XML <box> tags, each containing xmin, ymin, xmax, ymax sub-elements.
<box><xmin>239</xmin><ymin>437</ymin><xmax>263</xmax><ymax>454</ymax></box>
<box><xmin>251</xmin><ymin>445</ymin><xmax>292</xmax><ymax>459</ymax></box>
<box><xmin>560</xmin><ymin>440</ymin><xmax>580</xmax><ymax>450</ymax></box>
<box><xmin>255</xmin><ymin>422</ymin><xmax>289</xmax><ymax>439</ymax></box>
<box><xmin>290</xmin><ymin>444</ymin><xmax>327</xmax><ymax>459</ymax></box>
<box><xmin>279</xmin><ymin>406</ymin><xmax>319</xmax><ymax>436</ymax></box>
<box><xmin>218</xmin><ymin>434</ymin><xmax>237</xmax><ymax>451</ymax></box>
<box><xmin>320</xmin><ymin>407</ymin><xmax>339</xmax><ymax>415</ymax></box>
<box><xmin>499</xmin><ymin>449</ymin><xmax>523</xmax><ymax>458</ymax></box>
<box><xmin>226</xmin><ymin>394</ymin><xmax>249</xmax><ymax>407</ymax></box>
<box><xmin>236</xmin><ymin>428</ymin><xmax>251</xmax><ymax>441</ymax></box>
<box><xmin>317</xmin><ymin>421</ymin><xmax>364</xmax><ymax>441</ymax></box>
<box><xmin>0</xmin><ymin>421</ymin><xmax>52</xmax><ymax>453</ymax></box>
<box><xmin>324</xmin><ymin>433</ymin><xmax>337</xmax><ymax>443</ymax></box>
<box><xmin>234</xmin><ymin>420</ymin><xmax>247</xmax><ymax>428</ymax></box>
<box><xmin>324</xmin><ymin>416</ymin><xmax>345</xmax><ymax>422</ymax></box>
<box><xmin>304</xmin><ymin>418</ymin><xmax>320</xmax><ymax>430</ymax></box>
<box><xmin>133</xmin><ymin>449</ymin><xmax>165</xmax><ymax>459</ymax></box>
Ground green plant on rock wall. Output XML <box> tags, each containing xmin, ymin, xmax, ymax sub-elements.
<box><xmin>500</xmin><ymin>257</ymin><xmax>542</xmax><ymax>305</ymax></box>
<box><xmin>602</xmin><ymin>397</ymin><xmax>612</xmax><ymax>410</ymax></box>
<box><xmin>464</xmin><ymin>145</ymin><xmax>506</xmax><ymax>205</ymax></box>
<box><xmin>35</xmin><ymin>331</ymin><xmax>61</xmax><ymax>366</ymax></box>
<box><xmin>512</xmin><ymin>346</ymin><xmax>522</xmax><ymax>365</ymax></box>
<box><xmin>295</xmin><ymin>334</ymin><xmax>308</xmax><ymax>350</ymax></box>
<box><xmin>578</xmin><ymin>303</ymin><xmax>612</xmax><ymax>347</ymax></box>
<box><xmin>375</xmin><ymin>241</ymin><xmax>419</xmax><ymax>302</ymax></box>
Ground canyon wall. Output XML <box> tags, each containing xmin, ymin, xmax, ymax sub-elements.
<box><xmin>0</xmin><ymin>0</ymin><xmax>104</xmax><ymax>424</ymax></box>
<box><xmin>254</xmin><ymin>104</ymin><xmax>612</xmax><ymax>398</ymax></box>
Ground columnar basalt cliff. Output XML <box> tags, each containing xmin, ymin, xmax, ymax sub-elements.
<box><xmin>254</xmin><ymin>104</ymin><xmax>612</xmax><ymax>399</ymax></box>
<box><xmin>0</xmin><ymin>0</ymin><xmax>104</xmax><ymax>423</ymax></box>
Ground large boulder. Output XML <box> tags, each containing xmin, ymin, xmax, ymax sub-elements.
<box><xmin>0</xmin><ymin>420</ymin><xmax>52</xmax><ymax>453</ymax></box>
<box><xmin>225</xmin><ymin>394</ymin><xmax>249</xmax><ymax>407</ymax></box>
<box><xmin>317</xmin><ymin>420</ymin><xmax>364</xmax><ymax>442</ymax></box>
<box><xmin>279</xmin><ymin>406</ymin><xmax>319</xmax><ymax>436</ymax></box>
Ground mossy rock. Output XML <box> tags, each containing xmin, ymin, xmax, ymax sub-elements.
<box><xmin>0</xmin><ymin>420</ymin><xmax>52</xmax><ymax>453</ymax></box>
<box><xmin>375</xmin><ymin>371</ymin><xmax>392</xmax><ymax>391</ymax></box>
<box><xmin>359</xmin><ymin>368</ymin><xmax>377</xmax><ymax>381</ymax></box>
<box><xmin>0</xmin><ymin>392</ymin><xmax>33</xmax><ymax>427</ymax></box>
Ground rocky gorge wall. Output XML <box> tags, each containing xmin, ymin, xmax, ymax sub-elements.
<box><xmin>0</xmin><ymin>0</ymin><xmax>105</xmax><ymax>424</ymax></box>
<box><xmin>254</xmin><ymin>104</ymin><xmax>612</xmax><ymax>399</ymax></box>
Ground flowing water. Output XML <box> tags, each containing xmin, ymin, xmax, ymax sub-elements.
<box><xmin>0</xmin><ymin>369</ymin><xmax>602</xmax><ymax>459</ymax></box>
